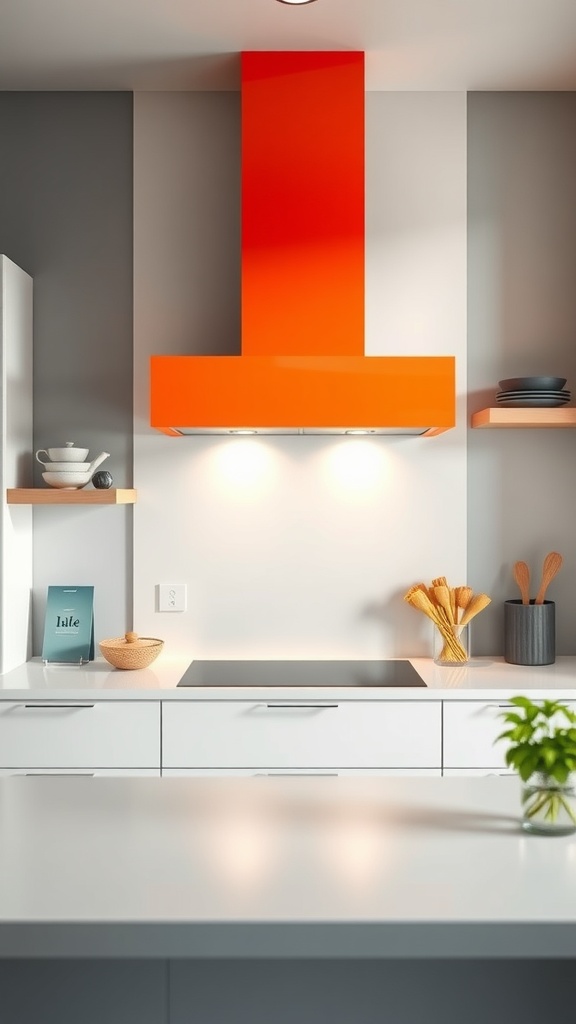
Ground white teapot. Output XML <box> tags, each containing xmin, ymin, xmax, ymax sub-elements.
<box><xmin>36</xmin><ymin>445</ymin><xmax>111</xmax><ymax>489</ymax></box>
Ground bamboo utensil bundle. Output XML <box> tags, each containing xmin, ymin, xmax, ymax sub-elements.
<box><xmin>404</xmin><ymin>577</ymin><xmax>491</xmax><ymax>664</ymax></box>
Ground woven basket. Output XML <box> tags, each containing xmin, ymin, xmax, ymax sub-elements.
<box><xmin>99</xmin><ymin>631</ymin><xmax>164</xmax><ymax>670</ymax></box>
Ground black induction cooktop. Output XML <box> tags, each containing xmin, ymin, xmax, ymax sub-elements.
<box><xmin>177</xmin><ymin>660</ymin><xmax>426</xmax><ymax>688</ymax></box>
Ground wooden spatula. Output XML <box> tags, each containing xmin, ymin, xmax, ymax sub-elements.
<box><xmin>513</xmin><ymin>561</ymin><xmax>531</xmax><ymax>606</ymax></box>
<box><xmin>459</xmin><ymin>593</ymin><xmax>492</xmax><ymax>626</ymax></box>
<box><xmin>534</xmin><ymin>551</ymin><xmax>563</xmax><ymax>605</ymax></box>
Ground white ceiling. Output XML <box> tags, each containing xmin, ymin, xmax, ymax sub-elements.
<box><xmin>2</xmin><ymin>0</ymin><xmax>576</xmax><ymax>91</ymax></box>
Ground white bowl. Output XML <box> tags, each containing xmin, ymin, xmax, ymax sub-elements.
<box><xmin>41</xmin><ymin>461</ymin><xmax>91</xmax><ymax>472</ymax></box>
<box><xmin>45</xmin><ymin>446</ymin><xmax>89</xmax><ymax>462</ymax></box>
<box><xmin>42</xmin><ymin>471</ymin><xmax>91</xmax><ymax>489</ymax></box>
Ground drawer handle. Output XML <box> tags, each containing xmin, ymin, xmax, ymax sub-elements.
<box><xmin>265</xmin><ymin>704</ymin><xmax>339</xmax><ymax>710</ymax></box>
<box><xmin>484</xmin><ymin>703</ymin><xmax>570</xmax><ymax>711</ymax></box>
<box><xmin>20</xmin><ymin>704</ymin><xmax>96</xmax><ymax>710</ymax></box>
<box><xmin>483</xmin><ymin>704</ymin><xmax>515</xmax><ymax>710</ymax></box>
<box><xmin>253</xmin><ymin>773</ymin><xmax>339</xmax><ymax>777</ymax></box>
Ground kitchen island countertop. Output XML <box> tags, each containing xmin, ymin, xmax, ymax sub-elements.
<box><xmin>1</xmin><ymin>774</ymin><xmax>576</xmax><ymax>959</ymax></box>
<box><xmin>0</xmin><ymin>656</ymin><xmax>576</xmax><ymax>700</ymax></box>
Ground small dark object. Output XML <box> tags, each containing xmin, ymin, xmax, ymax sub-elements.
<box><xmin>92</xmin><ymin>470</ymin><xmax>113</xmax><ymax>489</ymax></box>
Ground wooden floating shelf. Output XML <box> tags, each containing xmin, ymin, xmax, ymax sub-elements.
<box><xmin>6</xmin><ymin>488</ymin><xmax>137</xmax><ymax>505</ymax></box>
<box><xmin>471</xmin><ymin>407</ymin><xmax>576</xmax><ymax>429</ymax></box>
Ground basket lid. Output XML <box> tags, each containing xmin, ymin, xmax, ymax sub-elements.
<box><xmin>100</xmin><ymin>632</ymin><xmax>163</xmax><ymax>650</ymax></box>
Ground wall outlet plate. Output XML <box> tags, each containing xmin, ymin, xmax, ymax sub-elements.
<box><xmin>157</xmin><ymin>584</ymin><xmax>187</xmax><ymax>612</ymax></box>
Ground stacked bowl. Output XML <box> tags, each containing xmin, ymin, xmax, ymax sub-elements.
<box><xmin>496</xmin><ymin>376</ymin><xmax>570</xmax><ymax>408</ymax></box>
<box><xmin>35</xmin><ymin>442</ymin><xmax>109</xmax><ymax>489</ymax></box>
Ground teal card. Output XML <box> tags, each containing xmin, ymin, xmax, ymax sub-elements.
<box><xmin>41</xmin><ymin>586</ymin><xmax>95</xmax><ymax>664</ymax></box>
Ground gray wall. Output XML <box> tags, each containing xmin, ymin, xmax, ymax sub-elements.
<box><xmin>467</xmin><ymin>93</ymin><xmax>576</xmax><ymax>655</ymax></box>
<box><xmin>0</xmin><ymin>93</ymin><xmax>134</xmax><ymax>651</ymax></box>
<box><xmin>3</xmin><ymin>90</ymin><xmax>576</xmax><ymax>657</ymax></box>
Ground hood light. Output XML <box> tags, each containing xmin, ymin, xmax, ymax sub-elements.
<box><xmin>345</xmin><ymin>429</ymin><xmax>376</xmax><ymax>435</ymax></box>
<box><xmin>229</xmin><ymin>429</ymin><xmax>258</xmax><ymax>435</ymax></box>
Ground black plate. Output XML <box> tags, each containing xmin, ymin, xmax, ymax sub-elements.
<box><xmin>498</xmin><ymin>376</ymin><xmax>567</xmax><ymax>391</ymax></box>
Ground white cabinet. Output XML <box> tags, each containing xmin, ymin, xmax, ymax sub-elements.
<box><xmin>162</xmin><ymin>700</ymin><xmax>441</xmax><ymax>770</ymax></box>
<box><xmin>2</xmin><ymin>689</ymin><xmax>572</xmax><ymax>778</ymax></box>
<box><xmin>0</xmin><ymin>700</ymin><xmax>160</xmax><ymax>769</ymax></box>
<box><xmin>162</xmin><ymin>768</ymin><xmax>442</xmax><ymax>777</ymax></box>
<box><xmin>0</xmin><ymin>769</ymin><xmax>160</xmax><ymax>777</ymax></box>
<box><xmin>442</xmin><ymin>700</ymin><xmax>576</xmax><ymax>772</ymax></box>
<box><xmin>443</xmin><ymin>702</ymin><xmax>508</xmax><ymax>769</ymax></box>
<box><xmin>442</xmin><ymin>769</ymin><xmax>515</xmax><ymax>777</ymax></box>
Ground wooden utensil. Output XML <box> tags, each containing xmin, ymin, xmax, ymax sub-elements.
<box><xmin>534</xmin><ymin>551</ymin><xmax>563</xmax><ymax>605</ymax></box>
<box><xmin>433</xmin><ymin>585</ymin><xmax>455</xmax><ymax>625</ymax></box>
<box><xmin>513</xmin><ymin>561</ymin><xmax>531</xmax><ymax>606</ymax></box>
<box><xmin>455</xmin><ymin>586</ymin><xmax>473</xmax><ymax>623</ymax></box>
<box><xmin>459</xmin><ymin>593</ymin><xmax>492</xmax><ymax>626</ymax></box>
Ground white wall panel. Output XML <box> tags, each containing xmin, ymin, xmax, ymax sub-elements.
<box><xmin>133</xmin><ymin>93</ymin><xmax>467</xmax><ymax>659</ymax></box>
<box><xmin>0</xmin><ymin>256</ymin><xmax>33</xmax><ymax>672</ymax></box>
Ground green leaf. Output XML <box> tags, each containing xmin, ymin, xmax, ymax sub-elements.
<box><xmin>498</xmin><ymin>712</ymin><xmax>524</xmax><ymax>726</ymax></box>
<box><xmin>552</xmin><ymin>763</ymin><xmax>570</xmax><ymax>784</ymax></box>
<box><xmin>542</xmin><ymin>748</ymin><xmax>557</xmax><ymax>770</ymax></box>
<box><xmin>508</xmin><ymin>696</ymin><xmax>536</xmax><ymax>709</ymax></box>
<box><xmin>512</xmin><ymin>743</ymin><xmax>536</xmax><ymax>765</ymax></box>
<box><xmin>519</xmin><ymin>751</ymin><xmax>541</xmax><ymax>781</ymax></box>
<box><xmin>495</xmin><ymin>728</ymin><xmax>517</xmax><ymax>743</ymax></box>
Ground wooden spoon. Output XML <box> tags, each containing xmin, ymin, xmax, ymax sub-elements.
<box><xmin>513</xmin><ymin>561</ymin><xmax>531</xmax><ymax>606</ymax></box>
<box><xmin>534</xmin><ymin>551</ymin><xmax>563</xmax><ymax>605</ymax></box>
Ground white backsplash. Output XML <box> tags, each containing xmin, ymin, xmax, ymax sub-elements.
<box><xmin>133</xmin><ymin>91</ymin><xmax>467</xmax><ymax>659</ymax></box>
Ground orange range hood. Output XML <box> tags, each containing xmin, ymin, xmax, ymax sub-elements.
<box><xmin>150</xmin><ymin>52</ymin><xmax>455</xmax><ymax>437</ymax></box>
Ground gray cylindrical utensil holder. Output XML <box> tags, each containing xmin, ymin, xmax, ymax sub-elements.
<box><xmin>504</xmin><ymin>599</ymin><xmax>555</xmax><ymax>665</ymax></box>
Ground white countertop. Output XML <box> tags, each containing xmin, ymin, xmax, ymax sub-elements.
<box><xmin>1</xmin><ymin>775</ymin><xmax>576</xmax><ymax>958</ymax></box>
<box><xmin>1</xmin><ymin>655</ymin><xmax>576</xmax><ymax>700</ymax></box>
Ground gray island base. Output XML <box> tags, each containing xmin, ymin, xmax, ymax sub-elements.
<box><xmin>1</xmin><ymin>776</ymin><xmax>575</xmax><ymax>1023</ymax></box>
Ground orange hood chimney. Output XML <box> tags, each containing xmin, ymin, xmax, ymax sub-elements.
<box><xmin>150</xmin><ymin>51</ymin><xmax>454</xmax><ymax>436</ymax></box>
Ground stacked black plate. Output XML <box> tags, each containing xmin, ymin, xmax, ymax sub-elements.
<box><xmin>496</xmin><ymin>376</ymin><xmax>570</xmax><ymax>408</ymax></box>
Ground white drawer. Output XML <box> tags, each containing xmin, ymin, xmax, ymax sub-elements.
<box><xmin>442</xmin><ymin>700</ymin><xmax>576</xmax><ymax>769</ymax></box>
<box><xmin>0</xmin><ymin>769</ymin><xmax>160</xmax><ymax>777</ymax></box>
<box><xmin>443</xmin><ymin>702</ymin><xmax>507</xmax><ymax>769</ymax></box>
<box><xmin>442</xmin><ymin>768</ymin><xmax>516</xmax><ymax>777</ymax></box>
<box><xmin>162</xmin><ymin>701</ymin><xmax>441</xmax><ymax>769</ymax></box>
<box><xmin>162</xmin><ymin>768</ymin><xmax>442</xmax><ymax>777</ymax></box>
<box><xmin>0</xmin><ymin>701</ymin><xmax>160</xmax><ymax>768</ymax></box>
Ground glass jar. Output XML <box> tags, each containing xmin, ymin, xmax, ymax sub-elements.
<box><xmin>433</xmin><ymin>623</ymin><xmax>469</xmax><ymax>666</ymax></box>
<box><xmin>521</xmin><ymin>772</ymin><xmax>576</xmax><ymax>836</ymax></box>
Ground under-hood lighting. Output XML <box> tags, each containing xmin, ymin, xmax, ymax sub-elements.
<box><xmin>150</xmin><ymin>52</ymin><xmax>455</xmax><ymax>437</ymax></box>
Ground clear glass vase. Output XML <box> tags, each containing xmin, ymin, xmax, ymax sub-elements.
<box><xmin>521</xmin><ymin>772</ymin><xmax>576</xmax><ymax>835</ymax></box>
<box><xmin>433</xmin><ymin>624</ymin><xmax>469</xmax><ymax>666</ymax></box>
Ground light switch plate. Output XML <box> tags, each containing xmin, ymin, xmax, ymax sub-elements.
<box><xmin>157</xmin><ymin>584</ymin><xmax>187</xmax><ymax>612</ymax></box>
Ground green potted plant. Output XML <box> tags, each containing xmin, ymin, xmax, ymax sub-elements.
<box><xmin>496</xmin><ymin>696</ymin><xmax>576</xmax><ymax>835</ymax></box>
